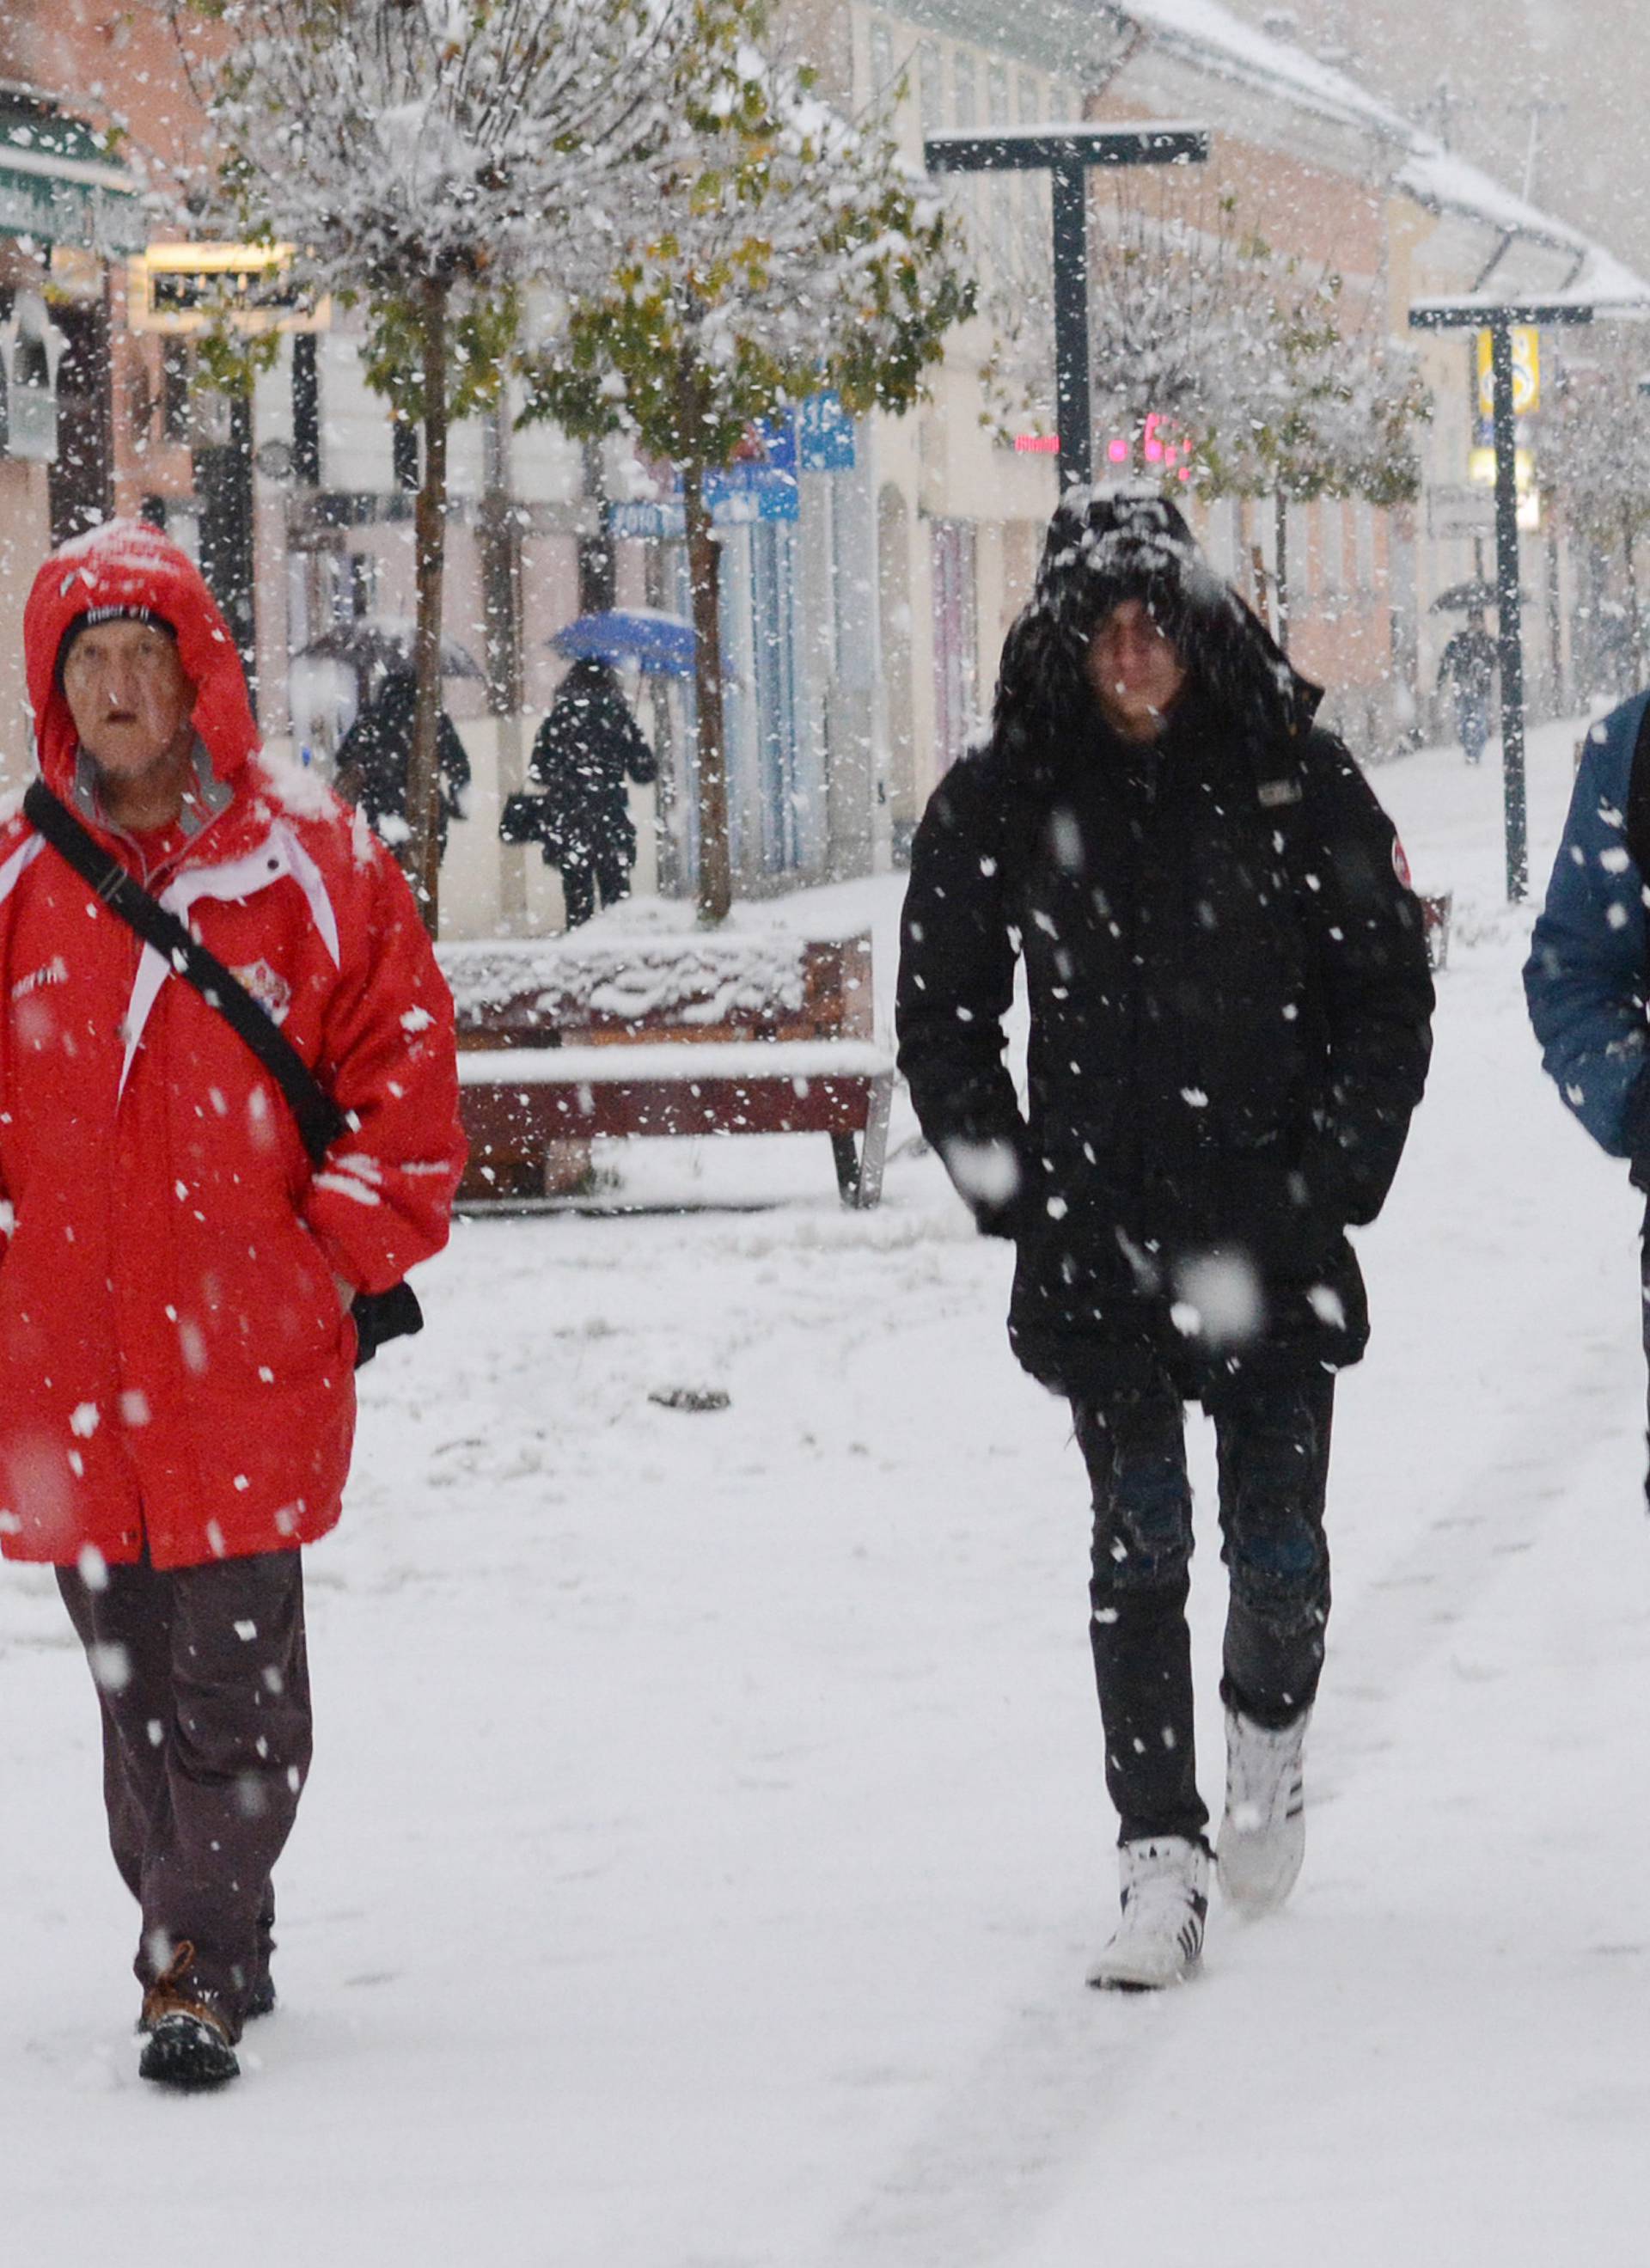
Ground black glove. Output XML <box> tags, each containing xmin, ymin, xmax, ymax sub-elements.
<box><xmin>972</xmin><ymin>1189</ymin><xmax>1036</xmax><ymax>1241</ymax></box>
<box><xmin>352</xmin><ymin>1280</ymin><xmax>425</xmax><ymax>1368</ymax></box>
<box><xmin>940</xmin><ymin>1133</ymin><xmax>1037</xmax><ymax>1241</ymax></box>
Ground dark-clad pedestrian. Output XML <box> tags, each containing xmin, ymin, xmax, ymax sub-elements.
<box><xmin>896</xmin><ymin>489</ymin><xmax>1433</xmax><ymax>1989</ymax></box>
<box><xmin>525</xmin><ymin>657</ymin><xmax>658</xmax><ymax>927</ymax></box>
<box><xmin>333</xmin><ymin>663</ymin><xmax>471</xmax><ymax>861</ymax></box>
<box><xmin>1436</xmin><ymin>613</ymin><xmax>1498</xmax><ymax>766</ymax></box>
<box><xmin>0</xmin><ymin>522</ymin><xmax>466</xmax><ymax>2088</ymax></box>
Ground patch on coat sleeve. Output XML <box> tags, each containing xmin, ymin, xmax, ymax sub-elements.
<box><xmin>229</xmin><ymin>959</ymin><xmax>292</xmax><ymax>1025</ymax></box>
<box><xmin>11</xmin><ymin>955</ymin><xmax>68</xmax><ymax>1002</ymax></box>
<box><xmin>1391</xmin><ymin>832</ymin><xmax>1414</xmax><ymax>889</ymax></box>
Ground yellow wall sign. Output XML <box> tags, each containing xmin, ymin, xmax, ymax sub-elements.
<box><xmin>127</xmin><ymin>243</ymin><xmax>330</xmax><ymax>336</ymax></box>
<box><xmin>1467</xmin><ymin>445</ymin><xmax>1541</xmax><ymax>529</ymax></box>
<box><xmin>1476</xmin><ymin>327</ymin><xmax>1540</xmax><ymax>418</ymax></box>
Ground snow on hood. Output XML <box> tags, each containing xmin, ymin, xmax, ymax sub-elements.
<box><xmin>23</xmin><ymin>519</ymin><xmax>260</xmax><ymax>796</ymax></box>
<box><xmin>985</xmin><ymin>486</ymin><xmax>1320</xmax><ymax>782</ymax></box>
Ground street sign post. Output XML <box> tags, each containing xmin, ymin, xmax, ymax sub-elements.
<box><xmin>924</xmin><ymin>125</ymin><xmax>1209</xmax><ymax>494</ymax></box>
<box><xmin>1411</xmin><ymin>296</ymin><xmax>1598</xmax><ymax>901</ymax></box>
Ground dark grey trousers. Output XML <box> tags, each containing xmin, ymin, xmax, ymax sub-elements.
<box><xmin>1072</xmin><ymin>1365</ymin><xmax>1335</xmax><ymax>1847</ymax></box>
<box><xmin>57</xmin><ymin>1547</ymin><xmax>313</xmax><ymax>2038</ymax></box>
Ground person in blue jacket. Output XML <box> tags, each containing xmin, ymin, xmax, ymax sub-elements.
<box><xmin>1525</xmin><ymin>691</ymin><xmax>1650</xmax><ymax>1495</ymax></box>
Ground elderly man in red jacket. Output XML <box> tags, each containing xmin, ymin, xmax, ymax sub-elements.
<box><xmin>0</xmin><ymin>522</ymin><xmax>466</xmax><ymax>2089</ymax></box>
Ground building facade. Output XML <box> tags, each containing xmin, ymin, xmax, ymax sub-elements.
<box><xmin>2</xmin><ymin>1</ymin><xmax>1645</xmax><ymax>941</ymax></box>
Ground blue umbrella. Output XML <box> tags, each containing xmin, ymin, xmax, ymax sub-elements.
<box><xmin>549</xmin><ymin>609</ymin><xmax>696</xmax><ymax>677</ymax></box>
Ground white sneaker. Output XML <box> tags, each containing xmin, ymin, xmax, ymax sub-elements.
<box><xmin>1086</xmin><ymin>1836</ymin><xmax>1209</xmax><ymax>1990</ymax></box>
<box><xmin>1217</xmin><ymin>1706</ymin><xmax>1308</xmax><ymax>1916</ymax></box>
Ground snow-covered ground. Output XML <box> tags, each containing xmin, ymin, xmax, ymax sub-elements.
<box><xmin>3</xmin><ymin>712</ymin><xmax>1647</xmax><ymax>2265</ymax></box>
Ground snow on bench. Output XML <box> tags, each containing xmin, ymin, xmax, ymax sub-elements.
<box><xmin>458</xmin><ymin>1039</ymin><xmax>894</xmax><ymax>1085</ymax></box>
<box><xmin>440</xmin><ymin>929</ymin><xmax>894</xmax><ymax>1207</ymax></box>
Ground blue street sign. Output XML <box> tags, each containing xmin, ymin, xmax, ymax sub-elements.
<box><xmin>705</xmin><ymin>408</ymin><xmax>799</xmax><ymax>521</ymax></box>
<box><xmin>610</xmin><ymin>479</ymin><xmax>797</xmax><ymax>535</ymax></box>
<box><xmin>611</xmin><ymin>498</ymin><xmax>687</xmax><ymax>541</ymax></box>
<box><xmin>799</xmin><ymin>390</ymin><xmax>856</xmax><ymax>472</ymax></box>
<box><xmin>752</xmin><ymin>407</ymin><xmax>798</xmax><ymax>472</ymax></box>
<box><xmin>703</xmin><ymin>463</ymin><xmax>799</xmax><ymax>523</ymax></box>
<box><xmin>608</xmin><ymin>397</ymin><xmax>852</xmax><ymax>540</ymax></box>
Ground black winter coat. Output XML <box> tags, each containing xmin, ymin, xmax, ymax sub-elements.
<box><xmin>896</xmin><ymin>690</ymin><xmax>1434</xmax><ymax>1401</ymax></box>
<box><xmin>527</xmin><ymin>664</ymin><xmax>658</xmax><ymax>869</ymax></box>
<box><xmin>333</xmin><ymin>675</ymin><xmax>470</xmax><ymax>862</ymax></box>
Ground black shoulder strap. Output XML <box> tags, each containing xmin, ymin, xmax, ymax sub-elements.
<box><xmin>23</xmin><ymin>779</ymin><xmax>348</xmax><ymax>1167</ymax></box>
<box><xmin>1627</xmin><ymin>697</ymin><xmax>1650</xmax><ymax>889</ymax></box>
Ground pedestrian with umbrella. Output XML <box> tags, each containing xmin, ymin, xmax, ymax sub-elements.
<box><xmin>505</xmin><ymin>614</ymin><xmax>671</xmax><ymax>928</ymax></box>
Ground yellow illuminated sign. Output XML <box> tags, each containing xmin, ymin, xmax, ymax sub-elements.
<box><xmin>1467</xmin><ymin>445</ymin><xmax>1540</xmax><ymax>529</ymax></box>
<box><xmin>127</xmin><ymin>244</ymin><xmax>330</xmax><ymax>336</ymax></box>
<box><xmin>1476</xmin><ymin>327</ymin><xmax>1540</xmax><ymax>417</ymax></box>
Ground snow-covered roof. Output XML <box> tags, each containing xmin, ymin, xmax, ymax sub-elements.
<box><xmin>1105</xmin><ymin>0</ymin><xmax>1650</xmax><ymax>298</ymax></box>
<box><xmin>898</xmin><ymin>0</ymin><xmax>1650</xmax><ymax>303</ymax></box>
<box><xmin>1397</xmin><ymin>148</ymin><xmax>1650</xmax><ymax>308</ymax></box>
<box><xmin>1105</xmin><ymin>0</ymin><xmax>1419</xmax><ymax>144</ymax></box>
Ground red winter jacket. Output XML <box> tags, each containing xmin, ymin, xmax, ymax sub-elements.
<box><xmin>0</xmin><ymin>521</ymin><xmax>466</xmax><ymax>1569</ymax></box>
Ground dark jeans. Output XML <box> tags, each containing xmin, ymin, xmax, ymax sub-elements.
<box><xmin>560</xmin><ymin>846</ymin><xmax>631</xmax><ymax>929</ymax></box>
<box><xmin>1641</xmin><ymin>1220</ymin><xmax>1650</xmax><ymax>1511</ymax></box>
<box><xmin>1072</xmin><ymin>1365</ymin><xmax>1335</xmax><ymax>1846</ymax></box>
<box><xmin>1456</xmin><ymin>695</ymin><xmax>1488</xmax><ymax>766</ymax></box>
<box><xmin>57</xmin><ymin>1548</ymin><xmax>313</xmax><ymax>2038</ymax></box>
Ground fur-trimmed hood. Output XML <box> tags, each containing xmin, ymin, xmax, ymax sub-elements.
<box><xmin>987</xmin><ymin>486</ymin><xmax>1322</xmax><ymax>786</ymax></box>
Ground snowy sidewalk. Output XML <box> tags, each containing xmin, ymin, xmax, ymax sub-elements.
<box><xmin>2</xmin><ymin>717</ymin><xmax>1647</xmax><ymax>2265</ymax></box>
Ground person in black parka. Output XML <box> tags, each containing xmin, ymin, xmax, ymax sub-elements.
<box><xmin>1436</xmin><ymin>612</ymin><xmax>1498</xmax><ymax>766</ymax></box>
<box><xmin>526</xmin><ymin>658</ymin><xmax>658</xmax><ymax>927</ymax></box>
<box><xmin>896</xmin><ymin>488</ymin><xmax>1433</xmax><ymax>1988</ymax></box>
<box><xmin>333</xmin><ymin>665</ymin><xmax>471</xmax><ymax>863</ymax></box>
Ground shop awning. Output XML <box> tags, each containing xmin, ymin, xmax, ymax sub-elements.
<box><xmin>0</xmin><ymin>96</ymin><xmax>145</xmax><ymax>257</ymax></box>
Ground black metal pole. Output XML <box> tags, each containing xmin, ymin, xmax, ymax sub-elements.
<box><xmin>1488</xmin><ymin>320</ymin><xmax>1526</xmax><ymax>901</ymax></box>
<box><xmin>923</xmin><ymin>129</ymin><xmax>1207</xmax><ymax>501</ymax></box>
<box><xmin>198</xmin><ymin>382</ymin><xmax>259</xmax><ymax>713</ymax></box>
<box><xmin>291</xmin><ymin>332</ymin><xmax>320</xmax><ymax>487</ymax></box>
<box><xmin>1409</xmin><ymin>296</ymin><xmax>1612</xmax><ymax>901</ymax></box>
<box><xmin>1050</xmin><ymin>162</ymin><xmax>1092</xmax><ymax>493</ymax></box>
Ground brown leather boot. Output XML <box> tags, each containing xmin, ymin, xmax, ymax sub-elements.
<box><xmin>138</xmin><ymin>1941</ymin><xmax>240</xmax><ymax>2090</ymax></box>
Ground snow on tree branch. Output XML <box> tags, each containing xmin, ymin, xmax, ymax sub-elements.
<box><xmin>516</xmin><ymin>0</ymin><xmax>974</xmax><ymax>926</ymax></box>
<box><xmin>519</xmin><ymin>0</ymin><xmax>975</xmax><ymax>466</ymax></box>
<box><xmin>1543</xmin><ymin>335</ymin><xmax>1650</xmax><ymax>544</ymax></box>
<box><xmin>982</xmin><ymin>174</ymin><xmax>1427</xmax><ymax>508</ymax></box>
<box><xmin>171</xmin><ymin>0</ymin><xmax>689</xmax><ymax>328</ymax></box>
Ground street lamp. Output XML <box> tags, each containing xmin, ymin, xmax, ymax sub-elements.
<box><xmin>1410</xmin><ymin>295</ymin><xmax>1598</xmax><ymax>900</ymax></box>
<box><xmin>925</xmin><ymin>125</ymin><xmax>1209</xmax><ymax>494</ymax></box>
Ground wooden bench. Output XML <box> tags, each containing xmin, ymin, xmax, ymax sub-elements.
<box><xmin>1420</xmin><ymin>890</ymin><xmax>1451</xmax><ymax>971</ymax></box>
<box><xmin>439</xmin><ymin>929</ymin><xmax>895</xmax><ymax>1208</ymax></box>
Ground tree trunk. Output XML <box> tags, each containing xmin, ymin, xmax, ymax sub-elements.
<box><xmin>481</xmin><ymin>399</ymin><xmax>528</xmax><ymax>933</ymax></box>
<box><xmin>1273</xmin><ymin>490</ymin><xmax>1291</xmax><ymax>653</ymax></box>
<box><xmin>1625</xmin><ymin>507</ymin><xmax>1645</xmax><ymax>688</ymax></box>
<box><xmin>683</xmin><ymin>457</ymin><xmax>731</xmax><ymax>926</ymax></box>
<box><xmin>407</xmin><ymin>273</ymin><xmax>451</xmax><ymax>941</ymax></box>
